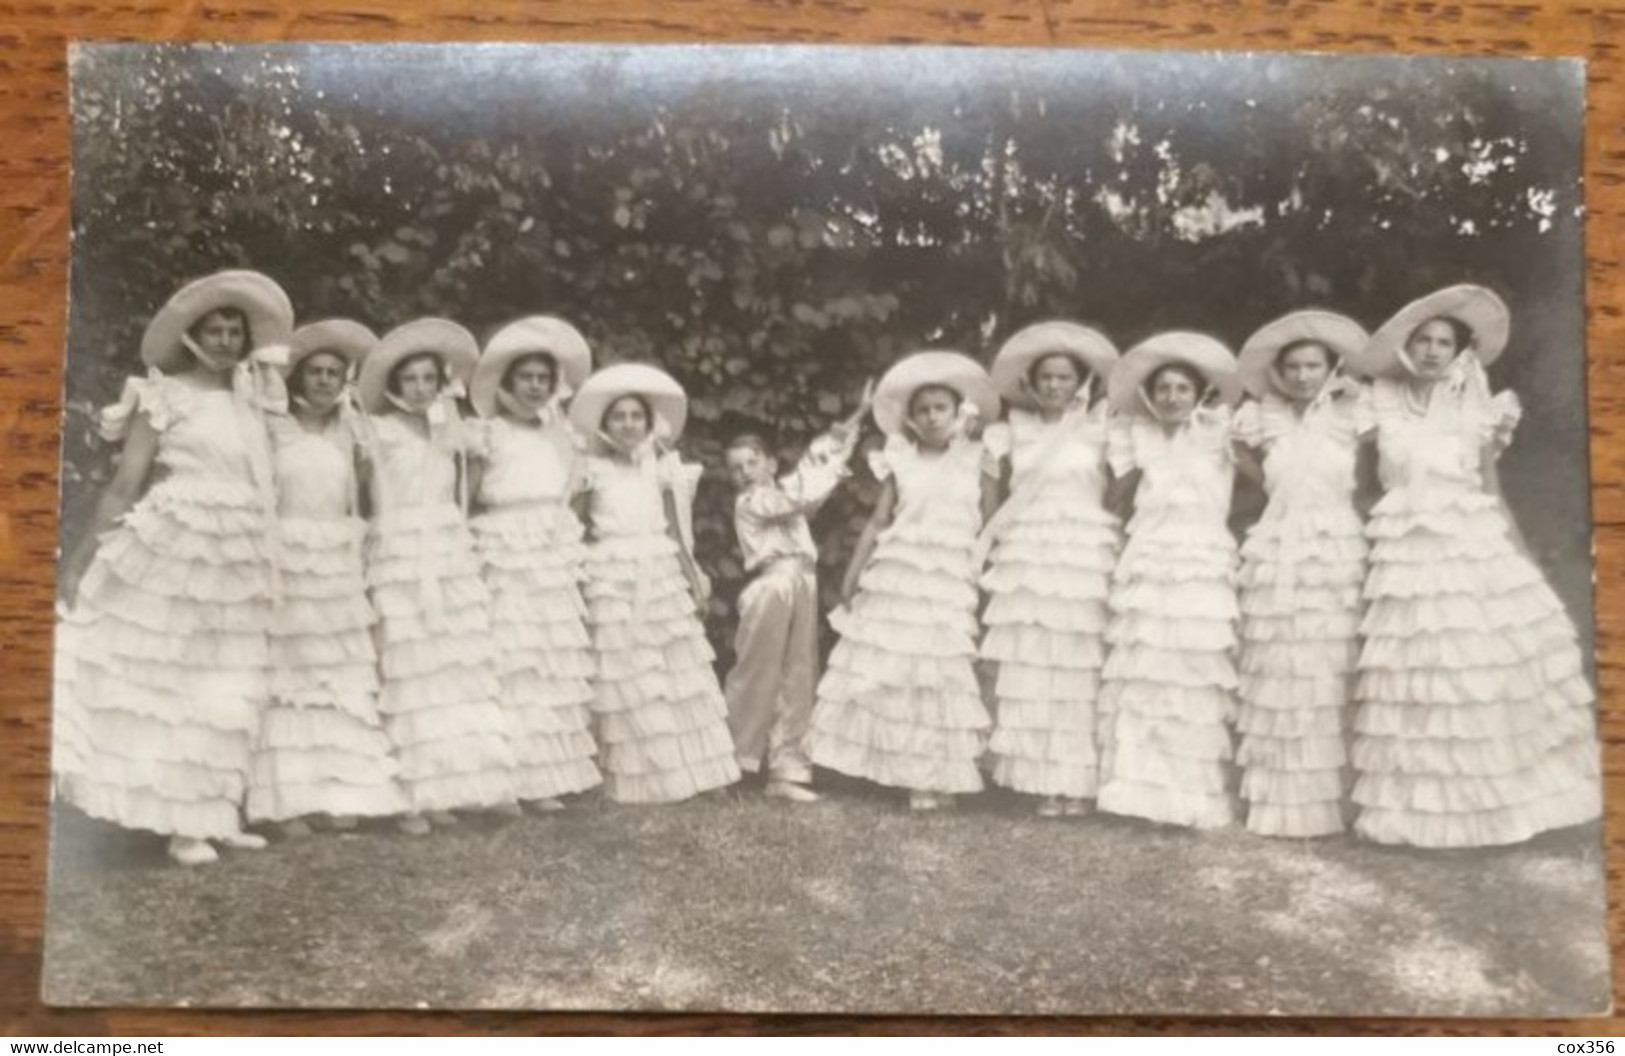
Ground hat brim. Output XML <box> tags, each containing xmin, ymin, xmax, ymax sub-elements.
<box><xmin>356</xmin><ymin>318</ymin><xmax>480</xmax><ymax>414</ymax></box>
<box><xmin>1108</xmin><ymin>332</ymin><xmax>1241</xmax><ymax>416</ymax></box>
<box><xmin>1237</xmin><ymin>310</ymin><xmax>1371</xmax><ymax>398</ymax></box>
<box><xmin>872</xmin><ymin>350</ymin><xmax>999</xmax><ymax>437</ymax></box>
<box><xmin>286</xmin><ymin>320</ymin><xmax>378</xmax><ymax>377</ymax></box>
<box><xmin>990</xmin><ymin>321</ymin><xmax>1120</xmax><ymax>407</ymax></box>
<box><xmin>568</xmin><ymin>363</ymin><xmax>689</xmax><ymax>443</ymax></box>
<box><xmin>1354</xmin><ymin>285</ymin><xmax>1511</xmax><ymax>380</ymax></box>
<box><xmin>140</xmin><ymin>271</ymin><xmax>294</xmax><ymax>373</ymax></box>
<box><xmin>472</xmin><ymin>316</ymin><xmax>594</xmax><ymax>419</ymax></box>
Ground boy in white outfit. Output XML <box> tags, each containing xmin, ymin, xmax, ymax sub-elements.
<box><xmin>721</xmin><ymin>392</ymin><xmax>868</xmax><ymax>802</ymax></box>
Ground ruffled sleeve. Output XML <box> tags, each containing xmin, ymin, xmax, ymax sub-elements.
<box><xmin>1230</xmin><ymin>400</ymin><xmax>1263</xmax><ymax>449</ymax></box>
<box><xmin>1484</xmin><ymin>389</ymin><xmax>1522</xmax><ymax>454</ymax></box>
<box><xmin>1106</xmin><ymin>412</ymin><xmax>1138</xmax><ymax>477</ymax></box>
<box><xmin>980</xmin><ymin>422</ymin><xmax>1012</xmax><ymax>478</ymax></box>
<box><xmin>98</xmin><ymin>370</ymin><xmax>183</xmax><ymax>442</ymax></box>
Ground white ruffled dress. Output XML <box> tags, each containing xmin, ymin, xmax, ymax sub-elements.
<box><xmin>1352</xmin><ymin>378</ymin><xmax>1601</xmax><ymax>847</ymax></box>
<box><xmin>1232</xmin><ymin>391</ymin><xmax>1369</xmax><ymax>837</ymax></box>
<box><xmin>807</xmin><ymin>436</ymin><xmax>991</xmax><ymax>793</ymax></box>
<box><xmin>367</xmin><ymin>412</ymin><xmax>517</xmax><ymax>813</ymax></box>
<box><xmin>472</xmin><ymin>416</ymin><xmax>602</xmax><ymax>802</ymax></box>
<box><xmin>980</xmin><ymin>404</ymin><xmax>1119</xmax><ymax>799</ymax></box>
<box><xmin>1097</xmin><ymin>410</ymin><xmax>1239</xmax><ymax>829</ymax></box>
<box><xmin>579</xmin><ymin>449</ymin><xmax>740</xmax><ymax>803</ymax></box>
<box><xmin>246</xmin><ymin>412</ymin><xmax>406</xmax><ymax>823</ymax></box>
<box><xmin>54</xmin><ymin>375</ymin><xmax>274</xmax><ymax>840</ymax></box>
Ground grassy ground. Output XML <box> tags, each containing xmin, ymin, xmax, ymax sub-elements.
<box><xmin>40</xmin><ymin>780</ymin><xmax>1611</xmax><ymax>1017</ymax></box>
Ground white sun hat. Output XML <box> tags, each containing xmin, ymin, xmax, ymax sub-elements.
<box><xmin>1108</xmin><ymin>331</ymin><xmax>1241</xmax><ymax>416</ymax></box>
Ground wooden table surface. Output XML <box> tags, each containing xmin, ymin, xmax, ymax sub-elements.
<box><xmin>3</xmin><ymin>0</ymin><xmax>1623</xmax><ymax>1036</ymax></box>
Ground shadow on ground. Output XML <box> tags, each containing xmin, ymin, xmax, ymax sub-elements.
<box><xmin>39</xmin><ymin>777</ymin><xmax>1611</xmax><ymax>1016</ymax></box>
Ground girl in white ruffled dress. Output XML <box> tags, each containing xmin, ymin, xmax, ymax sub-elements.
<box><xmin>979</xmin><ymin>322</ymin><xmax>1121</xmax><ymax>818</ymax></box>
<box><xmin>54</xmin><ymin>270</ymin><xmax>292</xmax><ymax>865</ymax></box>
<box><xmin>1230</xmin><ymin>311</ymin><xmax>1373</xmax><ymax>838</ymax></box>
<box><xmin>468</xmin><ymin>317</ymin><xmax>602</xmax><ymax>809</ymax></box>
<box><xmin>806</xmin><ymin>351</ymin><xmax>999</xmax><ymax>812</ymax></box>
<box><xmin>358</xmin><ymin>318</ymin><xmax>519</xmax><ymax>834</ymax></box>
<box><xmin>1349</xmin><ymin>285</ymin><xmax>1601</xmax><ymax>848</ymax></box>
<box><xmin>246</xmin><ymin>320</ymin><xmax>407</xmax><ymax>837</ymax></box>
<box><xmin>567</xmin><ymin>363</ymin><xmax>740</xmax><ymax>804</ymax></box>
<box><xmin>1096</xmin><ymin>333</ymin><xmax>1243</xmax><ymax>830</ymax></box>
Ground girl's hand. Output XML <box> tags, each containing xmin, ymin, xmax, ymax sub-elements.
<box><xmin>838</xmin><ymin>570</ymin><xmax>860</xmax><ymax>608</ymax></box>
<box><xmin>838</xmin><ymin>378</ymin><xmax>877</xmax><ymax>434</ymax></box>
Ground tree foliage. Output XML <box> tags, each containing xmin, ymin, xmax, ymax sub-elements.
<box><xmin>63</xmin><ymin>45</ymin><xmax>1591</xmax><ymax>658</ymax></box>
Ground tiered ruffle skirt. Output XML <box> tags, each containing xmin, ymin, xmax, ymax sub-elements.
<box><xmin>583</xmin><ymin>534</ymin><xmax>739</xmax><ymax>803</ymax></box>
<box><xmin>1097</xmin><ymin>513</ymin><xmax>1238</xmax><ymax>828</ymax></box>
<box><xmin>981</xmin><ymin>498</ymin><xmax>1117</xmax><ymax>798</ymax></box>
<box><xmin>54</xmin><ymin>479</ymin><xmax>272</xmax><ymax>839</ymax></box>
<box><xmin>368</xmin><ymin>504</ymin><xmax>517</xmax><ymax>812</ymax></box>
<box><xmin>808</xmin><ymin>521</ymin><xmax>991</xmax><ymax>793</ymax></box>
<box><xmin>1352</xmin><ymin>489</ymin><xmax>1601</xmax><ymax>847</ymax></box>
<box><xmin>474</xmin><ymin>504</ymin><xmax>602</xmax><ymax>801</ymax></box>
<box><xmin>1236</xmin><ymin>506</ymin><xmax>1364</xmax><ymax>837</ymax></box>
<box><xmin>247</xmin><ymin>516</ymin><xmax>406</xmax><ymax>822</ymax></box>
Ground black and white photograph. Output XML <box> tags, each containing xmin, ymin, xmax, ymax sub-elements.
<box><xmin>43</xmin><ymin>42</ymin><xmax>1608</xmax><ymax>1017</ymax></box>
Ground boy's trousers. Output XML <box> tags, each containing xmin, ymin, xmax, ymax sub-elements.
<box><xmin>724</xmin><ymin>556</ymin><xmax>819</xmax><ymax>784</ymax></box>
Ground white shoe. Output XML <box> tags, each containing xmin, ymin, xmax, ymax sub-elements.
<box><xmin>1037</xmin><ymin>797</ymin><xmax>1065</xmax><ymax>819</ymax></box>
<box><xmin>167</xmin><ymin>837</ymin><xmax>219</xmax><ymax>866</ymax></box>
<box><xmin>280</xmin><ymin>819</ymin><xmax>314</xmax><ymax>840</ymax></box>
<box><xmin>426</xmin><ymin>810</ymin><xmax>459</xmax><ymax>828</ymax></box>
<box><xmin>490</xmin><ymin>802</ymin><xmax>524</xmax><ymax>819</ymax></box>
<box><xmin>397</xmin><ymin>815</ymin><xmax>432</xmax><ymax>836</ymax></box>
<box><xmin>765</xmin><ymin>780</ymin><xmax>821</xmax><ymax>804</ymax></box>
<box><xmin>218</xmin><ymin>831</ymin><xmax>268</xmax><ymax>851</ymax></box>
<box><xmin>524</xmin><ymin>798</ymin><xmax>566</xmax><ymax>814</ymax></box>
<box><xmin>326</xmin><ymin>814</ymin><xmax>359</xmax><ymax>831</ymax></box>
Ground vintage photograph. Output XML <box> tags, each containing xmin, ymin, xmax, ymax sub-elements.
<box><xmin>42</xmin><ymin>42</ymin><xmax>1608</xmax><ymax>1016</ymax></box>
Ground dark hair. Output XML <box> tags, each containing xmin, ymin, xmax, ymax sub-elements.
<box><xmin>1144</xmin><ymin>361</ymin><xmax>1207</xmax><ymax>395</ymax></box>
<box><xmin>187</xmin><ymin>306</ymin><xmax>254</xmax><ymax>350</ymax></box>
<box><xmin>287</xmin><ymin>349</ymin><xmax>349</xmax><ymax>401</ymax></box>
<box><xmin>1026</xmin><ymin>351</ymin><xmax>1089</xmax><ymax>388</ymax></box>
<box><xmin>501</xmin><ymin>351</ymin><xmax>559</xmax><ymax>394</ymax></box>
<box><xmin>908</xmin><ymin>383</ymin><xmax>964</xmax><ymax>417</ymax></box>
<box><xmin>601</xmin><ymin>392</ymin><xmax>653</xmax><ymax>431</ymax></box>
<box><xmin>386</xmin><ymin>351</ymin><xmax>447</xmax><ymax>396</ymax></box>
<box><xmin>726</xmin><ymin>433</ymin><xmax>773</xmax><ymax>459</ymax></box>
<box><xmin>1273</xmin><ymin>339</ymin><xmax>1339</xmax><ymax>371</ymax></box>
<box><xmin>1407</xmin><ymin>315</ymin><xmax>1474</xmax><ymax>353</ymax></box>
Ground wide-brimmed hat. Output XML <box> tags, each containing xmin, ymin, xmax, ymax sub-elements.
<box><xmin>1108</xmin><ymin>331</ymin><xmax>1242</xmax><ymax>416</ymax></box>
<box><xmin>139</xmin><ymin>270</ymin><xmax>295</xmax><ymax>373</ymax></box>
<box><xmin>872</xmin><ymin>350</ymin><xmax>999</xmax><ymax>437</ymax></box>
<box><xmin>990</xmin><ymin>321</ymin><xmax>1120</xmax><ymax>407</ymax></box>
<box><xmin>568</xmin><ymin>363</ymin><xmax>689</xmax><ymax>443</ymax></box>
<box><xmin>1237</xmin><ymin>310</ymin><xmax>1370</xmax><ymax>398</ymax></box>
<box><xmin>1354</xmin><ymin>284</ymin><xmax>1511</xmax><ymax>379</ymax></box>
<box><xmin>356</xmin><ymin>318</ymin><xmax>480</xmax><ymax>413</ymax></box>
<box><xmin>471</xmin><ymin>316</ymin><xmax>594</xmax><ymax>418</ymax></box>
<box><xmin>285</xmin><ymin>319</ymin><xmax>378</xmax><ymax>379</ymax></box>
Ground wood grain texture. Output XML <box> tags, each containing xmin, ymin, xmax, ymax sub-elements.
<box><xmin>2</xmin><ymin>0</ymin><xmax>1622</xmax><ymax>1035</ymax></box>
